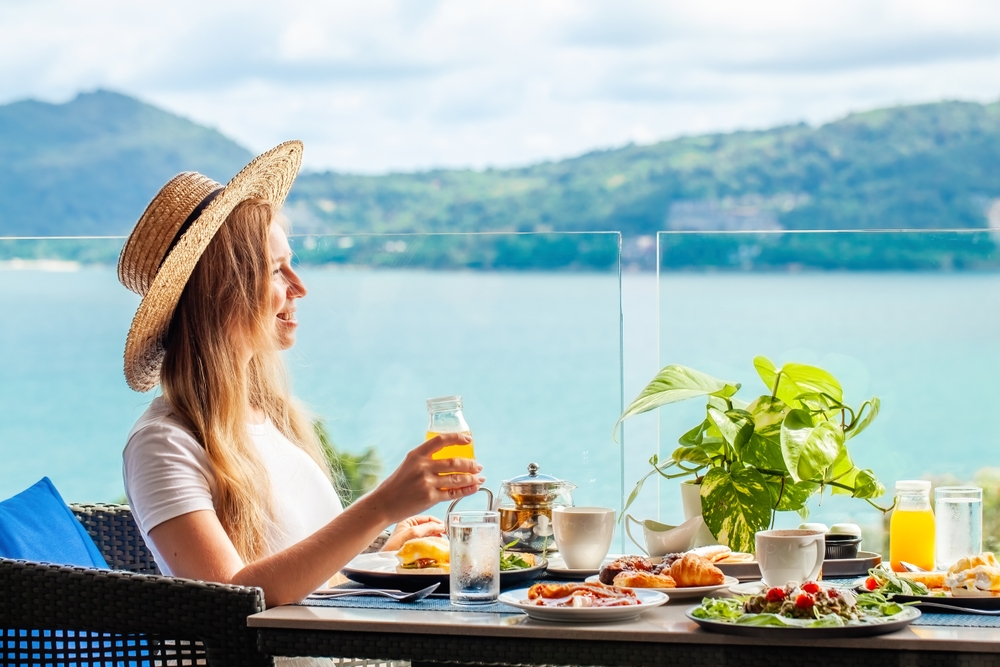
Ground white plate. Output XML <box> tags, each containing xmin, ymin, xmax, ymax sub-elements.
<box><xmin>729</xmin><ymin>581</ymin><xmax>766</xmax><ymax>595</ymax></box>
<box><xmin>544</xmin><ymin>556</ymin><xmax>616</xmax><ymax>579</ymax></box>
<box><xmin>498</xmin><ymin>587</ymin><xmax>668</xmax><ymax>622</ymax></box>
<box><xmin>585</xmin><ymin>574</ymin><xmax>738</xmax><ymax>599</ymax></box>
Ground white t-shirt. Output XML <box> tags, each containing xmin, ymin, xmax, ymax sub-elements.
<box><xmin>123</xmin><ymin>396</ymin><xmax>343</xmax><ymax>575</ymax></box>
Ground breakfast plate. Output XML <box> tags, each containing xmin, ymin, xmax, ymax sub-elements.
<box><xmin>686</xmin><ymin>605</ymin><xmax>921</xmax><ymax>638</ymax></box>
<box><xmin>585</xmin><ymin>574</ymin><xmax>738</xmax><ymax>599</ymax></box>
<box><xmin>499</xmin><ymin>587</ymin><xmax>668</xmax><ymax>622</ymax></box>
<box><xmin>342</xmin><ymin>551</ymin><xmax>547</xmax><ymax>592</ymax></box>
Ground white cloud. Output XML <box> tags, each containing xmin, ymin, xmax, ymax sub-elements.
<box><xmin>1</xmin><ymin>0</ymin><xmax>998</xmax><ymax>172</ymax></box>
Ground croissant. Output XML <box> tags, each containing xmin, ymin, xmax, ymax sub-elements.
<box><xmin>670</xmin><ymin>552</ymin><xmax>725</xmax><ymax>587</ymax></box>
<box><xmin>613</xmin><ymin>571</ymin><xmax>676</xmax><ymax>588</ymax></box>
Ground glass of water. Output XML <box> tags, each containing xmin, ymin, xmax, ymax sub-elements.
<box><xmin>448</xmin><ymin>510</ymin><xmax>500</xmax><ymax>606</ymax></box>
<box><xmin>934</xmin><ymin>486</ymin><xmax>983</xmax><ymax>570</ymax></box>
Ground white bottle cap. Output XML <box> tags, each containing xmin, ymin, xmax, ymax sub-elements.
<box><xmin>895</xmin><ymin>480</ymin><xmax>931</xmax><ymax>492</ymax></box>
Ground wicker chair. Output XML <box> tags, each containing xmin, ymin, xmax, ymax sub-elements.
<box><xmin>0</xmin><ymin>503</ymin><xmax>270</xmax><ymax>667</ymax></box>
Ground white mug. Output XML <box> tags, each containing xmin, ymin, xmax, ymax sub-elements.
<box><xmin>755</xmin><ymin>529</ymin><xmax>825</xmax><ymax>587</ymax></box>
<box><xmin>552</xmin><ymin>507</ymin><xmax>616</xmax><ymax>570</ymax></box>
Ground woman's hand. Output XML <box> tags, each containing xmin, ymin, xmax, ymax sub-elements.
<box><xmin>382</xmin><ymin>515</ymin><xmax>446</xmax><ymax>551</ymax></box>
<box><xmin>367</xmin><ymin>432</ymin><xmax>484</xmax><ymax>524</ymax></box>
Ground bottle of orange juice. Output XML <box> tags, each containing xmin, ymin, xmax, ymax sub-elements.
<box><xmin>889</xmin><ymin>480</ymin><xmax>935</xmax><ymax>572</ymax></box>
<box><xmin>426</xmin><ymin>395</ymin><xmax>475</xmax><ymax>468</ymax></box>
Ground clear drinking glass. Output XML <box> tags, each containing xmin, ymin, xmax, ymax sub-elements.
<box><xmin>448</xmin><ymin>511</ymin><xmax>500</xmax><ymax>606</ymax></box>
<box><xmin>935</xmin><ymin>486</ymin><xmax>983</xmax><ymax>570</ymax></box>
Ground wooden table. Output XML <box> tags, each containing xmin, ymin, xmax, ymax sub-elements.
<box><xmin>249</xmin><ymin>597</ymin><xmax>1000</xmax><ymax>667</ymax></box>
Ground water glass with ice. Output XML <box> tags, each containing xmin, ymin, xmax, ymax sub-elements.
<box><xmin>934</xmin><ymin>486</ymin><xmax>982</xmax><ymax>571</ymax></box>
<box><xmin>448</xmin><ymin>510</ymin><xmax>500</xmax><ymax>606</ymax></box>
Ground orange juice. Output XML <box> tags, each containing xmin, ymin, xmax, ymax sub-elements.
<box><xmin>426</xmin><ymin>431</ymin><xmax>475</xmax><ymax>462</ymax></box>
<box><xmin>889</xmin><ymin>508</ymin><xmax>935</xmax><ymax>572</ymax></box>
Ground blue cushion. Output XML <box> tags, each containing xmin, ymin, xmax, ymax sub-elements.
<box><xmin>0</xmin><ymin>477</ymin><xmax>108</xmax><ymax>568</ymax></box>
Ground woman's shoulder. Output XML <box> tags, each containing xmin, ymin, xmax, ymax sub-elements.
<box><xmin>125</xmin><ymin>396</ymin><xmax>200</xmax><ymax>453</ymax></box>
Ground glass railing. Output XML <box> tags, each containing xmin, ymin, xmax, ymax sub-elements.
<box><xmin>647</xmin><ymin>229</ymin><xmax>1000</xmax><ymax>553</ymax></box>
<box><xmin>0</xmin><ymin>233</ymin><xmax>625</xmax><ymax>544</ymax></box>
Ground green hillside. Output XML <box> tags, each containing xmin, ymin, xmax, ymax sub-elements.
<box><xmin>2</xmin><ymin>91</ymin><xmax>999</xmax><ymax>270</ymax></box>
<box><xmin>289</xmin><ymin>100</ymin><xmax>1000</xmax><ymax>235</ymax></box>
<box><xmin>0</xmin><ymin>90</ymin><xmax>252</xmax><ymax>235</ymax></box>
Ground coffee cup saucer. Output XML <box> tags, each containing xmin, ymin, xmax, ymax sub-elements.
<box><xmin>545</xmin><ymin>555</ymin><xmax>617</xmax><ymax>579</ymax></box>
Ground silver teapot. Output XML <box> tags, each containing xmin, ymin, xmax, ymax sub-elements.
<box><xmin>496</xmin><ymin>463</ymin><xmax>575</xmax><ymax>553</ymax></box>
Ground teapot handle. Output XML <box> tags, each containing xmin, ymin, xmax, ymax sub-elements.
<box><xmin>446</xmin><ymin>487</ymin><xmax>495</xmax><ymax>517</ymax></box>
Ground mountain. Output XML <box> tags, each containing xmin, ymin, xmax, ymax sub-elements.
<box><xmin>2</xmin><ymin>91</ymin><xmax>999</xmax><ymax>266</ymax></box>
<box><xmin>287</xmin><ymin>100</ymin><xmax>1000</xmax><ymax>236</ymax></box>
<box><xmin>0</xmin><ymin>90</ymin><xmax>252</xmax><ymax>235</ymax></box>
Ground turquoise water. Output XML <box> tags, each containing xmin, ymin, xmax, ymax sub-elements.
<box><xmin>2</xmin><ymin>265</ymin><xmax>999</xmax><ymax>550</ymax></box>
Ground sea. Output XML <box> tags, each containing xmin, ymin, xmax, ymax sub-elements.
<box><xmin>2</xmin><ymin>265</ymin><xmax>999</xmax><ymax>552</ymax></box>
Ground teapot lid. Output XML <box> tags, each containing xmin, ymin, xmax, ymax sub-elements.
<box><xmin>507</xmin><ymin>462</ymin><xmax>560</xmax><ymax>484</ymax></box>
<box><xmin>502</xmin><ymin>463</ymin><xmax>575</xmax><ymax>495</ymax></box>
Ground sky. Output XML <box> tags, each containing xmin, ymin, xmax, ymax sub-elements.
<box><xmin>3</xmin><ymin>0</ymin><xmax>1000</xmax><ymax>173</ymax></box>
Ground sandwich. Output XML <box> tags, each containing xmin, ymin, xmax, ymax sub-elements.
<box><xmin>395</xmin><ymin>536</ymin><xmax>451</xmax><ymax>574</ymax></box>
<box><xmin>945</xmin><ymin>553</ymin><xmax>1000</xmax><ymax>596</ymax></box>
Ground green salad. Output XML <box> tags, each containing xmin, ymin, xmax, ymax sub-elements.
<box><xmin>861</xmin><ymin>567</ymin><xmax>939</xmax><ymax>597</ymax></box>
<box><xmin>692</xmin><ymin>581</ymin><xmax>910</xmax><ymax>628</ymax></box>
<box><xmin>499</xmin><ymin>541</ymin><xmax>538</xmax><ymax>571</ymax></box>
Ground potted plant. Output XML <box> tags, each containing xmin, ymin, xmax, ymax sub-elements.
<box><xmin>614</xmin><ymin>356</ymin><xmax>890</xmax><ymax>553</ymax></box>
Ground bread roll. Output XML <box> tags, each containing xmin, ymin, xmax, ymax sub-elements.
<box><xmin>613</xmin><ymin>571</ymin><xmax>676</xmax><ymax>588</ymax></box>
<box><xmin>690</xmin><ymin>545</ymin><xmax>732</xmax><ymax>563</ymax></box>
<box><xmin>670</xmin><ymin>552</ymin><xmax>725</xmax><ymax>587</ymax></box>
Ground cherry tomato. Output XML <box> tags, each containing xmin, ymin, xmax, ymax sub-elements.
<box><xmin>795</xmin><ymin>593</ymin><xmax>815</xmax><ymax>610</ymax></box>
<box><xmin>865</xmin><ymin>576</ymin><xmax>879</xmax><ymax>591</ymax></box>
<box><xmin>765</xmin><ymin>587</ymin><xmax>787</xmax><ymax>603</ymax></box>
<box><xmin>801</xmin><ymin>581</ymin><xmax>821</xmax><ymax>594</ymax></box>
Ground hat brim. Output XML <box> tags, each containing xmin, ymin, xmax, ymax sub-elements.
<box><xmin>123</xmin><ymin>140</ymin><xmax>304</xmax><ymax>392</ymax></box>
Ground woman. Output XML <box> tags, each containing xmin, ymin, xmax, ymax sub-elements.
<box><xmin>119</xmin><ymin>141</ymin><xmax>482</xmax><ymax>607</ymax></box>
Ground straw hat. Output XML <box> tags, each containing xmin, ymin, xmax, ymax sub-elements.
<box><xmin>118</xmin><ymin>140</ymin><xmax>304</xmax><ymax>392</ymax></box>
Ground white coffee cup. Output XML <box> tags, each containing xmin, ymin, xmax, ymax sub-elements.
<box><xmin>755</xmin><ymin>529</ymin><xmax>825</xmax><ymax>587</ymax></box>
<box><xmin>552</xmin><ymin>507</ymin><xmax>616</xmax><ymax>570</ymax></box>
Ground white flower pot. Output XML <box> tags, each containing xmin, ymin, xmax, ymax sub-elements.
<box><xmin>680</xmin><ymin>481</ymin><xmax>719</xmax><ymax>547</ymax></box>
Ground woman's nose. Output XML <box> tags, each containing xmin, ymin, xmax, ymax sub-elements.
<box><xmin>289</xmin><ymin>270</ymin><xmax>307</xmax><ymax>298</ymax></box>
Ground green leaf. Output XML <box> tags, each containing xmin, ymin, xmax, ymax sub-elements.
<box><xmin>775</xmin><ymin>480</ymin><xmax>819</xmax><ymax>511</ymax></box>
<box><xmin>678</xmin><ymin>420</ymin><xmax>708</xmax><ymax>447</ymax></box>
<box><xmin>701</xmin><ymin>467</ymin><xmax>772</xmax><ymax>553</ymax></box>
<box><xmin>753</xmin><ymin>356</ymin><xmax>779</xmax><ymax>393</ymax></box>
<box><xmin>747</xmin><ymin>395</ymin><xmax>788</xmax><ymax>436</ymax></box>
<box><xmin>846</xmin><ymin>397</ymin><xmax>881</xmax><ymax>441</ymax></box>
<box><xmin>707</xmin><ymin>407</ymin><xmax>754</xmax><ymax>454</ymax></box>
<box><xmin>778</xmin><ymin>363</ymin><xmax>844</xmax><ymax>406</ymax></box>
<box><xmin>780</xmin><ymin>410</ymin><xmax>845</xmax><ymax>483</ymax></box>
<box><xmin>828</xmin><ymin>447</ymin><xmax>860</xmax><ymax>495</ymax></box>
<box><xmin>853</xmin><ymin>469</ymin><xmax>885</xmax><ymax>499</ymax></box>
<box><xmin>741</xmin><ymin>432</ymin><xmax>788</xmax><ymax>473</ymax></box>
<box><xmin>615</xmin><ymin>365</ymin><xmax>739</xmax><ymax>439</ymax></box>
<box><xmin>795</xmin><ymin>391</ymin><xmax>846</xmax><ymax>417</ymax></box>
<box><xmin>672</xmin><ymin>444</ymin><xmax>713</xmax><ymax>466</ymax></box>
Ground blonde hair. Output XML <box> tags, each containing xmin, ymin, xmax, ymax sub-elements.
<box><xmin>160</xmin><ymin>199</ymin><xmax>329</xmax><ymax>562</ymax></box>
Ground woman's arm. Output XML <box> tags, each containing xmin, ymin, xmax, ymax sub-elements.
<box><xmin>147</xmin><ymin>433</ymin><xmax>482</xmax><ymax>606</ymax></box>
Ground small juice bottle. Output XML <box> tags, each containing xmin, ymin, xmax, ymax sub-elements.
<box><xmin>889</xmin><ymin>480</ymin><xmax>935</xmax><ymax>572</ymax></box>
<box><xmin>426</xmin><ymin>395</ymin><xmax>475</xmax><ymax>469</ymax></box>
